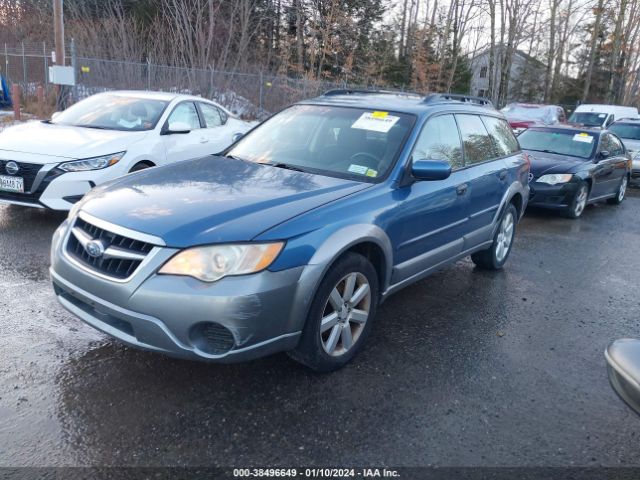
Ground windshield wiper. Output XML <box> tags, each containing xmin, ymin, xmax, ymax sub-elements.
<box><xmin>76</xmin><ymin>124</ymin><xmax>112</xmax><ymax>130</ymax></box>
<box><xmin>267</xmin><ymin>162</ymin><xmax>306</xmax><ymax>173</ymax></box>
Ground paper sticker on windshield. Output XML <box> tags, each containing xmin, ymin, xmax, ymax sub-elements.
<box><xmin>352</xmin><ymin>111</ymin><xmax>400</xmax><ymax>133</ymax></box>
<box><xmin>366</xmin><ymin>168</ymin><xmax>378</xmax><ymax>178</ymax></box>
<box><xmin>348</xmin><ymin>164</ymin><xmax>369</xmax><ymax>175</ymax></box>
<box><xmin>598</xmin><ymin>114</ymin><xmax>606</xmax><ymax>118</ymax></box>
<box><xmin>573</xmin><ymin>133</ymin><xmax>593</xmax><ymax>144</ymax></box>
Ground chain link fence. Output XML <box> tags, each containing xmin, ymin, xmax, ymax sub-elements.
<box><xmin>1</xmin><ymin>42</ymin><xmax>385</xmax><ymax>119</ymax></box>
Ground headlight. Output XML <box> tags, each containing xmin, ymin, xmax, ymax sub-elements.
<box><xmin>59</xmin><ymin>152</ymin><xmax>125</xmax><ymax>172</ymax></box>
<box><xmin>159</xmin><ymin>242</ymin><xmax>285</xmax><ymax>282</ymax></box>
<box><xmin>537</xmin><ymin>174</ymin><xmax>573</xmax><ymax>185</ymax></box>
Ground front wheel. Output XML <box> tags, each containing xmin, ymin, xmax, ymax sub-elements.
<box><xmin>471</xmin><ymin>204</ymin><xmax>518</xmax><ymax>270</ymax></box>
<box><xmin>288</xmin><ymin>252</ymin><xmax>379</xmax><ymax>372</ymax></box>
<box><xmin>607</xmin><ymin>175</ymin><xmax>628</xmax><ymax>205</ymax></box>
<box><xmin>564</xmin><ymin>181</ymin><xmax>589</xmax><ymax>218</ymax></box>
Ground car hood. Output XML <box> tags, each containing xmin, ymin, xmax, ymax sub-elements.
<box><xmin>524</xmin><ymin>150</ymin><xmax>588</xmax><ymax>177</ymax></box>
<box><xmin>0</xmin><ymin>121</ymin><xmax>147</xmax><ymax>164</ymax></box>
<box><xmin>80</xmin><ymin>156</ymin><xmax>371</xmax><ymax>247</ymax></box>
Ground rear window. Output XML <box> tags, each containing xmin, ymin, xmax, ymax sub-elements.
<box><xmin>482</xmin><ymin>116</ymin><xmax>520</xmax><ymax>157</ymax></box>
<box><xmin>518</xmin><ymin>129</ymin><xmax>596</xmax><ymax>159</ymax></box>
<box><xmin>609</xmin><ymin>123</ymin><xmax>640</xmax><ymax>140</ymax></box>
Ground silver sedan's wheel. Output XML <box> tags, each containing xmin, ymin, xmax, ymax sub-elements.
<box><xmin>495</xmin><ymin>210</ymin><xmax>515</xmax><ymax>264</ymax></box>
<box><xmin>619</xmin><ymin>175</ymin><xmax>628</xmax><ymax>202</ymax></box>
<box><xmin>320</xmin><ymin>272</ymin><xmax>371</xmax><ymax>357</ymax></box>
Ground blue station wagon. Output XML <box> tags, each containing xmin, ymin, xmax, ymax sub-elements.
<box><xmin>50</xmin><ymin>91</ymin><xmax>530</xmax><ymax>371</ymax></box>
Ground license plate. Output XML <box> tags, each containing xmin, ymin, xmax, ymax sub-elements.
<box><xmin>0</xmin><ymin>175</ymin><xmax>24</xmax><ymax>193</ymax></box>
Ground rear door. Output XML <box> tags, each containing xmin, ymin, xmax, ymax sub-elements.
<box><xmin>455</xmin><ymin>114</ymin><xmax>508</xmax><ymax>248</ymax></box>
<box><xmin>390</xmin><ymin>113</ymin><xmax>471</xmax><ymax>284</ymax></box>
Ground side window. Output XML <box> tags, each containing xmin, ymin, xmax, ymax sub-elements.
<box><xmin>199</xmin><ymin>103</ymin><xmax>225</xmax><ymax>128</ymax></box>
<box><xmin>558</xmin><ymin>108</ymin><xmax>566</xmax><ymax>123</ymax></box>
<box><xmin>482</xmin><ymin>116</ymin><xmax>520</xmax><ymax>157</ymax></box>
<box><xmin>412</xmin><ymin>114</ymin><xmax>463</xmax><ymax>169</ymax></box>
<box><xmin>607</xmin><ymin>134</ymin><xmax>624</xmax><ymax>155</ymax></box>
<box><xmin>167</xmin><ymin>102</ymin><xmax>201</xmax><ymax>130</ymax></box>
<box><xmin>455</xmin><ymin>114</ymin><xmax>496</xmax><ymax>165</ymax></box>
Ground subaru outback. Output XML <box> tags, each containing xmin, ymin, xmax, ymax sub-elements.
<box><xmin>50</xmin><ymin>90</ymin><xmax>530</xmax><ymax>371</ymax></box>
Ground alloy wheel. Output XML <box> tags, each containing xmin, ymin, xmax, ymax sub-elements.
<box><xmin>618</xmin><ymin>176</ymin><xmax>628</xmax><ymax>202</ymax></box>
<box><xmin>495</xmin><ymin>211</ymin><xmax>515</xmax><ymax>263</ymax></box>
<box><xmin>320</xmin><ymin>272</ymin><xmax>371</xmax><ymax>357</ymax></box>
<box><xmin>574</xmin><ymin>186</ymin><xmax>588</xmax><ymax>217</ymax></box>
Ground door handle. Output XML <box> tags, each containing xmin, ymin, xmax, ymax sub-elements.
<box><xmin>200</xmin><ymin>138</ymin><xmax>209</xmax><ymax>144</ymax></box>
<box><xmin>456</xmin><ymin>183</ymin><xmax>468</xmax><ymax>196</ymax></box>
<box><xmin>499</xmin><ymin>169</ymin><xmax>508</xmax><ymax>181</ymax></box>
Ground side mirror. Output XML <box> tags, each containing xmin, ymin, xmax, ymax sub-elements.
<box><xmin>411</xmin><ymin>159</ymin><xmax>452</xmax><ymax>181</ymax></box>
<box><xmin>166</xmin><ymin>122</ymin><xmax>191</xmax><ymax>135</ymax></box>
<box><xmin>606</xmin><ymin>339</ymin><xmax>640</xmax><ymax>416</ymax></box>
<box><xmin>597</xmin><ymin>150</ymin><xmax>610</xmax><ymax>161</ymax></box>
<box><xmin>232</xmin><ymin>132</ymin><xmax>244</xmax><ymax>143</ymax></box>
<box><xmin>51</xmin><ymin>111</ymin><xmax>62</xmax><ymax>121</ymax></box>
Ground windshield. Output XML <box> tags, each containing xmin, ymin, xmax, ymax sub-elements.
<box><xmin>501</xmin><ymin>105</ymin><xmax>558</xmax><ymax>124</ymax></box>
<box><xmin>568</xmin><ymin>111</ymin><xmax>607</xmax><ymax>127</ymax></box>
<box><xmin>226</xmin><ymin>105</ymin><xmax>415</xmax><ymax>181</ymax></box>
<box><xmin>518</xmin><ymin>129</ymin><xmax>596</xmax><ymax>159</ymax></box>
<box><xmin>609</xmin><ymin>123</ymin><xmax>640</xmax><ymax>140</ymax></box>
<box><xmin>51</xmin><ymin>94</ymin><xmax>169</xmax><ymax>131</ymax></box>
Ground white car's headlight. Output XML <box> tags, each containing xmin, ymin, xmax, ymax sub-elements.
<box><xmin>59</xmin><ymin>152</ymin><xmax>125</xmax><ymax>172</ymax></box>
<box><xmin>537</xmin><ymin>174</ymin><xmax>573</xmax><ymax>185</ymax></box>
<box><xmin>159</xmin><ymin>243</ymin><xmax>285</xmax><ymax>282</ymax></box>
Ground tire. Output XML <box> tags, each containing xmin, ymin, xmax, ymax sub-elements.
<box><xmin>288</xmin><ymin>252</ymin><xmax>379</xmax><ymax>372</ymax></box>
<box><xmin>471</xmin><ymin>203</ymin><xmax>518</xmax><ymax>270</ymax></box>
<box><xmin>563</xmin><ymin>181</ymin><xmax>589</xmax><ymax>219</ymax></box>
<box><xmin>129</xmin><ymin>162</ymin><xmax>153</xmax><ymax>173</ymax></box>
<box><xmin>607</xmin><ymin>175</ymin><xmax>628</xmax><ymax>205</ymax></box>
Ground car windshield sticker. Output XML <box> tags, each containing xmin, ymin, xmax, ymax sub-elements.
<box><xmin>351</xmin><ymin>111</ymin><xmax>400</xmax><ymax>133</ymax></box>
<box><xmin>598</xmin><ymin>114</ymin><xmax>606</xmax><ymax>118</ymax></box>
<box><xmin>348</xmin><ymin>164</ymin><xmax>369</xmax><ymax>175</ymax></box>
<box><xmin>573</xmin><ymin>133</ymin><xmax>594</xmax><ymax>143</ymax></box>
<box><xmin>366</xmin><ymin>168</ymin><xmax>378</xmax><ymax>177</ymax></box>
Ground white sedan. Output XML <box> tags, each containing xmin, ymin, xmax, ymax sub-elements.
<box><xmin>0</xmin><ymin>91</ymin><xmax>253</xmax><ymax>210</ymax></box>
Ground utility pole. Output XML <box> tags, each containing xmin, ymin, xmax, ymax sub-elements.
<box><xmin>53</xmin><ymin>0</ymin><xmax>67</xmax><ymax>110</ymax></box>
<box><xmin>53</xmin><ymin>0</ymin><xmax>65</xmax><ymax>67</ymax></box>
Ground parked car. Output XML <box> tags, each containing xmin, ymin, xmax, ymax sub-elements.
<box><xmin>0</xmin><ymin>91</ymin><xmax>252</xmax><ymax>210</ymax></box>
<box><xmin>50</xmin><ymin>91</ymin><xmax>529</xmax><ymax>371</ymax></box>
<box><xmin>568</xmin><ymin>104</ymin><xmax>639</xmax><ymax>128</ymax></box>
<box><xmin>606</xmin><ymin>339</ymin><xmax>640</xmax><ymax>417</ymax></box>
<box><xmin>501</xmin><ymin>103</ymin><xmax>566</xmax><ymax>134</ymax></box>
<box><xmin>519</xmin><ymin>126</ymin><xmax>631</xmax><ymax>218</ymax></box>
<box><xmin>609</xmin><ymin>118</ymin><xmax>640</xmax><ymax>182</ymax></box>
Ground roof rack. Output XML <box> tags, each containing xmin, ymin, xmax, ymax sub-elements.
<box><xmin>423</xmin><ymin>93</ymin><xmax>494</xmax><ymax>108</ymax></box>
<box><xmin>321</xmin><ymin>89</ymin><xmax>421</xmax><ymax>97</ymax></box>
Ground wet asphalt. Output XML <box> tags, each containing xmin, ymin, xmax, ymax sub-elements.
<box><xmin>0</xmin><ymin>189</ymin><xmax>639</xmax><ymax>468</ymax></box>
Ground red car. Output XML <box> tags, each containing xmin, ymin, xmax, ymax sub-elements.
<box><xmin>500</xmin><ymin>103</ymin><xmax>567</xmax><ymax>134</ymax></box>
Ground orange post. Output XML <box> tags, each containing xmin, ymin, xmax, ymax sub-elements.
<box><xmin>11</xmin><ymin>84</ymin><xmax>21</xmax><ymax>121</ymax></box>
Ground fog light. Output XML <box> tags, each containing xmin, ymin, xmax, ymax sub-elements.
<box><xmin>190</xmin><ymin>322</ymin><xmax>235</xmax><ymax>355</ymax></box>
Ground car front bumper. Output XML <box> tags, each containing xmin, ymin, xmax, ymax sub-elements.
<box><xmin>49</xmin><ymin>216</ymin><xmax>319</xmax><ymax>362</ymax></box>
<box><xmin>527</xmin><ymin>180</ymin><xmax>580</xmax><ymax>209</ymax></box>
<box><xmin>632</xmin><ymin>159</ymin><xmax>640</xmax><ymax>179</ymax></box>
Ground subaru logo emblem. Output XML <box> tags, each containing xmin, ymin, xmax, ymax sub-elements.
<box><xmin>5</xmin><ymin>161</ymin><xmax>19</xmax><ymax>175</ymax></box>
<box><xmin>85</xmin><ymin>240</ymin><xmax>105</xmax><ymax>258</ymax></box>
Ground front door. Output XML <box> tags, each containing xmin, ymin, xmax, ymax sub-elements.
<box><xmin>592</xmin><ymin>133</ymin><xmax>626</xmax><ymax>198</ymax></box>
<box><xmin>389</xmin><ymin>114</ymin><xmax>471</xmax><ymax>285</ymax></box>
<box><xmin>161</xmin><ymin>101</ymin><xmax>210</xmax><ymax>163</ymax></box>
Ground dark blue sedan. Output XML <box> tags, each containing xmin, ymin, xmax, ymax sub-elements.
<box><xmin>520</xmin><ymin>126</ymin><xmax>631</xmax><ymax>218</ymax></box>
<box><xmin>50</xmin><ymin>91</ymin><xmax>529</xmax><ymax>371</ymax></box>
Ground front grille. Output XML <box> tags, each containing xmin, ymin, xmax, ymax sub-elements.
<box><xmin>0</xmin><ymin>160</ymin><xmax>43</xmax><ymax>191</ymax></box>
<box><xmin>66</xmin><ymin>217</ymin><xmax>155</xmax><ymax>280</ymax></box>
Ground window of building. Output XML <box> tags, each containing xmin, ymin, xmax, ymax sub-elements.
<box><xmin>480</xmin><ymin>66</ymin><xmax>488</xmax><ymax>78</ymax></box>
